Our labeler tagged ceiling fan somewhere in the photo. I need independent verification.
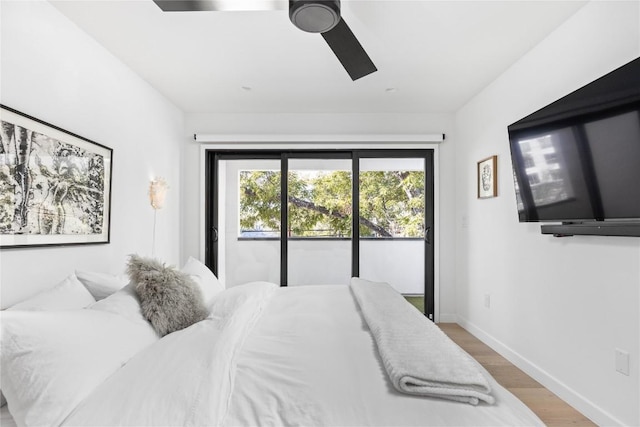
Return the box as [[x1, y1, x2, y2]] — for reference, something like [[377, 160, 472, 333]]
[[152, 0, 377, 81]]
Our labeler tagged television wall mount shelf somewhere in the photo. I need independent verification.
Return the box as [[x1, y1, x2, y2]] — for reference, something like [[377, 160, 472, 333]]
[[541, 222, 640, 237]]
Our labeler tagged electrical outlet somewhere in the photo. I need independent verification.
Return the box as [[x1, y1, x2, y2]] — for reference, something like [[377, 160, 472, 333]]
[[483, 294, 491, 309], [615, 348, 630, 376]]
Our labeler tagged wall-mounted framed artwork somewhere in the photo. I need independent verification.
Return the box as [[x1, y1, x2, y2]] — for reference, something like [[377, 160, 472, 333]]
[[0, 105, 113, 248], [477, 155, 497, 199]]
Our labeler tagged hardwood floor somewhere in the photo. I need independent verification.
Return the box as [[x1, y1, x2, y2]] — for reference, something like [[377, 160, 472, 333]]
[[438, 323, 596, 427]]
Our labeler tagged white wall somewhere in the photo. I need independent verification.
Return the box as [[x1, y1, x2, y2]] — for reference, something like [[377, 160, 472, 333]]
[[0, 0, 184, 308], [454, 1, 640, 425], [182, 112, 458, 319]]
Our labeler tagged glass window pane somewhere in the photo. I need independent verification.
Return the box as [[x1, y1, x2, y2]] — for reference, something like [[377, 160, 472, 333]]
[[220, 159, 281, 287], [359, 158, 425, 296], [287, 159, 352, 238], [238, 170, 281, 238], [359, 158, 425, 238], [288, 158, 352, 285]]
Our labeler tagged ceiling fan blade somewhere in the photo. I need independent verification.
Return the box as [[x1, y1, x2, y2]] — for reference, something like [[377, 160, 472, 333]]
[[152, 0, 286, 12], [321, 18, 377, 81]]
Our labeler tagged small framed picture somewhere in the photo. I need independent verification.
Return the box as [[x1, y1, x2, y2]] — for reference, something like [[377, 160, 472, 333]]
[[477, 155, 497, 199]]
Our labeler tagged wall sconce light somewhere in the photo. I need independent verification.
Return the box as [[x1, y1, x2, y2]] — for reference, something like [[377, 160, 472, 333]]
[[149, 178, 169, 210], [149, 177, 168, 257]]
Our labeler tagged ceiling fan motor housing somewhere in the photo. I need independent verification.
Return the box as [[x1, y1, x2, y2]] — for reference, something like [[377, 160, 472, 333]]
[[289, 0, 341, 33]]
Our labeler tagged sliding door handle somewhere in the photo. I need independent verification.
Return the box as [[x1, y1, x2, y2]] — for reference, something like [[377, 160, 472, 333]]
[[212, 227, 219, 242], [424, 226, 431, 244]]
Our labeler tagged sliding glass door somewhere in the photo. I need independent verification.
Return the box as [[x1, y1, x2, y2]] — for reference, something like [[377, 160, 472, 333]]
[[206, 150, 434, 318]]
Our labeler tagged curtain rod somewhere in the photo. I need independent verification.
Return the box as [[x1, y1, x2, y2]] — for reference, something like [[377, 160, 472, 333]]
[[193, 134, 445, 143]]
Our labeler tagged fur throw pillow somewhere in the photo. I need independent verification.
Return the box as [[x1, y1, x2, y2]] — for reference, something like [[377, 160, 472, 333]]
[[127, 255, 208, 337]]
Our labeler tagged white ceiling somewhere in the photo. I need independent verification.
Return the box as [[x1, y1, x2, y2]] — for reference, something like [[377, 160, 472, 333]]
[[50, 0, 587, 115]]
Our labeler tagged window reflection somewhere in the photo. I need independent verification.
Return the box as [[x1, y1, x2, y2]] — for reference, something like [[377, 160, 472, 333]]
[[517, 134, 574, 207]]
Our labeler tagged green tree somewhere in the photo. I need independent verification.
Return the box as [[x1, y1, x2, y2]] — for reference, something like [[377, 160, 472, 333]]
[[359, 171, 424, 237], [239, 170, 424, 238], [239, 171, 282, 233]]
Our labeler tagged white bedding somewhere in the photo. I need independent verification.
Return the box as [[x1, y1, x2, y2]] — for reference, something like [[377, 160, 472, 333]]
[[1, 405, 17, 427], [63, 281, 276, 426], [2, 283, 543, 427], [225, 285, 541, 426]]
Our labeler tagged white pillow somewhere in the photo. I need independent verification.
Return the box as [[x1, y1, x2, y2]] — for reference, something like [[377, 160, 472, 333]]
[[181, 257, 224, 306], [75, 270, 128, 300], [0, 309, 158, 427], [2, 274, 95, 408], [90, 283, 156, 330], [7, 274, 95, 311]]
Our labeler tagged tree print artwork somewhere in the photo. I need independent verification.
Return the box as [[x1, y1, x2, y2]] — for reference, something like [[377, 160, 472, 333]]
[[0, 106, 112, 248]]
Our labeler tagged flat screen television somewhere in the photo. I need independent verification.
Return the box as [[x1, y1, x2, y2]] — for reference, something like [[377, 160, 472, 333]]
[[507, 56, 640, 236]]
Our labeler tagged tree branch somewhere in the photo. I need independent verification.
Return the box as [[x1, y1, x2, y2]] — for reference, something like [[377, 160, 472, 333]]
[[289, 196, 392, 237]]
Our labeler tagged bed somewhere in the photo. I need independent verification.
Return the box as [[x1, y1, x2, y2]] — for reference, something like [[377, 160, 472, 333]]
[[0, 257, 543, 427]]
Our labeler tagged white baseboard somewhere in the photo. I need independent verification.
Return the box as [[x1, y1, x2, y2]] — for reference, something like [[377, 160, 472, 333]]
[[455, 315, 624, 427]]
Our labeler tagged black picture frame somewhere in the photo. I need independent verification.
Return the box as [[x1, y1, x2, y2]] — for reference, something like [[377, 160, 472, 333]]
[[0, 105, 113, 248]]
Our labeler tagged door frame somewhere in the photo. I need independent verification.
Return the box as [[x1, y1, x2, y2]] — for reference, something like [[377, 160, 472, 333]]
[[205, 148, 435, 319]]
